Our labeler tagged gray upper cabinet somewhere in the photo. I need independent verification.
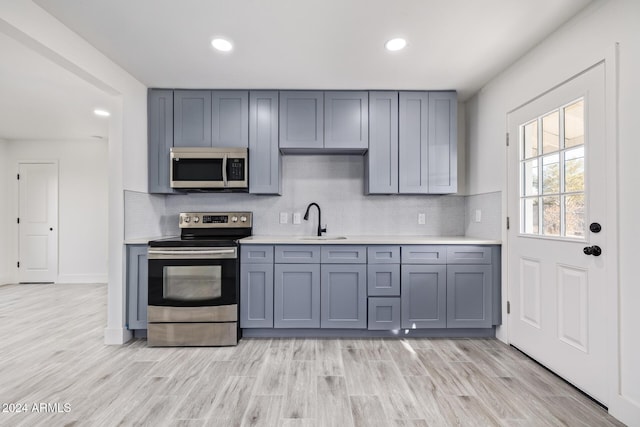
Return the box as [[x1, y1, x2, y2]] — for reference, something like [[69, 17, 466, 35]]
[[212, 91, 249, 148], [399, 91, 429, 194], [401, 264, 447, 328], [321, 264, 367, 328], [274, 264, 321, 328], [173, 90, 212, 147], [324, 91, 368, 151], [366, 91, 399, 194], [447, 265, 492, 328], [279, 91, 324, 150], [249, 91, 281, 194], [127, 245, 148, 330], [428, 91, 457, 193], [148, 89, 175, 194]]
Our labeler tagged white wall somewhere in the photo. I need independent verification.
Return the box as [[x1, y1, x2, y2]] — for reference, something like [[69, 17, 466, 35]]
[[1, 140, 109, 284], [465, 0, 640, 423], [1, 2, 147, 344], [0, 139, 8, 285]]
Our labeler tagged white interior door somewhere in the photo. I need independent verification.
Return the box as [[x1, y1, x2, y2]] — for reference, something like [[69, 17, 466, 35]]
[[507, 63, 610, 404], [18, 162, 59, 283]]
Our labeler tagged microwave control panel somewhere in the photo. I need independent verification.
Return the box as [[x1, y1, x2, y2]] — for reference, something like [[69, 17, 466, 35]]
[[228, 158, 245, 181]]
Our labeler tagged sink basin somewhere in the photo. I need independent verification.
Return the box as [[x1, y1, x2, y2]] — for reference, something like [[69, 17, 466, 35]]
[[298, 236, 347, 241]]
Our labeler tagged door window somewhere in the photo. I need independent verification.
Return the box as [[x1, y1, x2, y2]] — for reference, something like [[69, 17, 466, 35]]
[[520, 99, 585, 239]]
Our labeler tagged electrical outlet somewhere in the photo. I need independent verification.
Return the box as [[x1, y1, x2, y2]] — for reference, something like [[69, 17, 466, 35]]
[[293, 212, 301, 225], [475, 209, 482, 223], [418, 213, 426, 225], [279, 212, 288, 224]]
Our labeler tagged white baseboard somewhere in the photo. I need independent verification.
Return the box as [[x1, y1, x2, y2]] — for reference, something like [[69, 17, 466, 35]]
[[57, 274, 108, 284], [104, 327, 133, 345]]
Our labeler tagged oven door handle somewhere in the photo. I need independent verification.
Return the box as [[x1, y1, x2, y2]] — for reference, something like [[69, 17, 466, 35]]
[[148, 248, 237, 259]]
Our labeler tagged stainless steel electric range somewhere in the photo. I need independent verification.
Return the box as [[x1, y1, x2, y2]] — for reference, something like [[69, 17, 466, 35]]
[[147, 212, 252, 347]]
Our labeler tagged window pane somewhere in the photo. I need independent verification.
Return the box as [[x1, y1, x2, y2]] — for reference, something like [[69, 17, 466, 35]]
[[565, 100, 584, 148], [523, 121, 538, 159], [543, 196, 560, 236], [565, 194, 585, 238], [542, 110, 560, 154], [565, 147, 585, 192], [523, 197, 539, 234], [523, 159, 539, 196], [542, 154, 560, 194]]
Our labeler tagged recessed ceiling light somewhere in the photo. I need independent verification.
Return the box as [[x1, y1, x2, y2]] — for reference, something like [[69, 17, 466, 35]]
[[385, 38, 407, 52], [93, 109, 110, 117], [211, 38, 233, 52]]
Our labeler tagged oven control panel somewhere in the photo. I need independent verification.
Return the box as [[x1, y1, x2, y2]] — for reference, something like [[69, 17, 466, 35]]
[[179, 212, 252, 228]]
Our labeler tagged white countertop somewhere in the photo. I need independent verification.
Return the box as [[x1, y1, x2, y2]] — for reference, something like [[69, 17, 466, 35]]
[[240, 235, 501, 245]]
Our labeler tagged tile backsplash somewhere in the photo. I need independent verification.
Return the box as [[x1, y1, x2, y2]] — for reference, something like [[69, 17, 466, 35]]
[[125, 156, 493, 239]]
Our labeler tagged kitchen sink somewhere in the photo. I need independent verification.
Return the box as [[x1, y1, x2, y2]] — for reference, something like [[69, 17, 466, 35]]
[[298, 236, 347, 241]]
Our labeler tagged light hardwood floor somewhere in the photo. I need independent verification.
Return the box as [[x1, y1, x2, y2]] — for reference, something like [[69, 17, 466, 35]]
[[0, 283, 625, 426]]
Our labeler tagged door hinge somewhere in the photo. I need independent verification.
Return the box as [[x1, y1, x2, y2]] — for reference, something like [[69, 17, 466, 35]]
[[17, 261, 20, 268], [506, 217, 510, 230], [507, 301, 511, 314], [506, 133, 510, 147]]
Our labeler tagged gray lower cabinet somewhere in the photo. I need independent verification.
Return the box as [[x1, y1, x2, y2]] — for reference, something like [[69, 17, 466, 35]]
[[321, 264, 367, 329], [368, 297, 401, 330], [240, 263, 274, 328], [367, 264, 400, 296], [126, 244, 148, 330], [148, 89, 175, 194], [366, 91, 399, 194], [249, 91, 281, 194], [173, 90, 212, 147], [401, 264, 447, 328], [447, 265, 492, 328], [274, 264, 321, 328]]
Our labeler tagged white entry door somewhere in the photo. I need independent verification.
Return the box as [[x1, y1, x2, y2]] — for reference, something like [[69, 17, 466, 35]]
[[18, 162, 59, 283], [507, 63, 610, 404]]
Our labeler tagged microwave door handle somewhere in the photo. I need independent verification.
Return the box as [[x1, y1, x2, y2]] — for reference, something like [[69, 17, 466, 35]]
[[222, 154, 228, 187]]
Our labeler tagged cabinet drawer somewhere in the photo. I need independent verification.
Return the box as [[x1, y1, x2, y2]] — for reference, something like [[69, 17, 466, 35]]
[[446, 246, 492, 264], [367, 264, 400, 296], [321, 246, 366, 264], [241, 245, 274, 264], [367, 246, 400, 264], [368, 297, 401, 330], [401, 245, 447, 264], [275, 245, 321, 263]]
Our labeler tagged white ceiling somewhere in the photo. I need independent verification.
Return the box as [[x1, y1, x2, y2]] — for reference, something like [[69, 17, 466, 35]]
[[1, 0, 594, 141]]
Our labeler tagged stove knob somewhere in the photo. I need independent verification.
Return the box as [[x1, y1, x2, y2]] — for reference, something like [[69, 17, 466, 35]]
[[183, 216, 191, 223], [240, 216, 247, 223], [193, 216, 200, 223], [231, 216, 238, 223]]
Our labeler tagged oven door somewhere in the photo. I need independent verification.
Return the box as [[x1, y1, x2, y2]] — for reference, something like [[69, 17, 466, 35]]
[[147, 246, 238, 307]]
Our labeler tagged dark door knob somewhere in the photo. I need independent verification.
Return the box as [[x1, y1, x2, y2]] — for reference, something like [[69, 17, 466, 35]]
[[583, 245, 602, 256], [590, 223, 602, 233], [49, 227, 53, 231]]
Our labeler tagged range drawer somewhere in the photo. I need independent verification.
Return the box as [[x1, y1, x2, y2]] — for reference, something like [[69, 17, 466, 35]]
[[367, 246, 400, 264], [241, 245, 274, 264], [321, 246, 367, 264], [401, 245, 447, 264], [275, 245, 321, 263], [446, 246, 492, 264]]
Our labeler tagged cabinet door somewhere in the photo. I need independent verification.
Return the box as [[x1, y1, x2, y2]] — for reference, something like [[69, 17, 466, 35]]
[[321, 264, 367, 329], [428, 91, 457, 194], [324, 91, 368, 150], [127, 245, 148, 329], [401, 265, 446, 328], [240, 263, 274, 328], [212, 90, 249, 148], [279, 91, 323, 150], [447, 265, 492, 328], [366, 91, 399, 194], [174, 90, 212, 147], [147, 89, 175, 194], [399, 92, 429, 194], [274, 264, 320, 328], [249, 91, 281, 194], [368, 297, 401, 330], [367, 264, 400, 296]]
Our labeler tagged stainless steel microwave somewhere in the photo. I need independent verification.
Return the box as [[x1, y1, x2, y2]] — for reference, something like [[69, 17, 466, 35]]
[[170, 147, 248, 190]]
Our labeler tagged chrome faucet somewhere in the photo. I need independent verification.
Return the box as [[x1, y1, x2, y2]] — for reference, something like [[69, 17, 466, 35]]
[[304, 202, 326, 237]]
